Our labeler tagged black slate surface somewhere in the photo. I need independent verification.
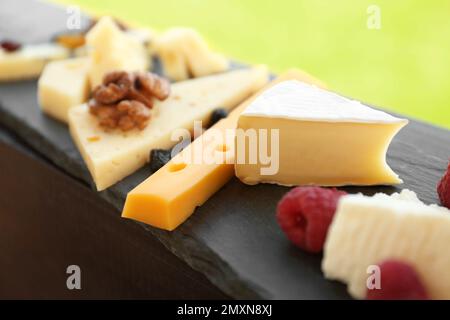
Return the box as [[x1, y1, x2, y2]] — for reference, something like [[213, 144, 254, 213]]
[[1, 0, 450, 299]]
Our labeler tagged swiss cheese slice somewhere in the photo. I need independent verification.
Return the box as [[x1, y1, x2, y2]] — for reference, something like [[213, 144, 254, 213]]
[[0, 43, 69, 81], [38, 57, 90, 123], [122, 69, 326, 231], [69, 66, 268, 191], [322, 190, 450, 299], [235, 80, 408, 186]]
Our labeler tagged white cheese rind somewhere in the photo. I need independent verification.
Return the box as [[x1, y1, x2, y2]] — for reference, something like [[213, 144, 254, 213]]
[[322, 190, 450, 299], [242, 80, 406, 124], [69, 66, 268, 190]]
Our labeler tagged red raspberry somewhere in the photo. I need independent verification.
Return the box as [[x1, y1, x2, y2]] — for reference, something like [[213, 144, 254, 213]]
[[276, 186, 347, 253], [366, 260, 429, 300], [437, 160, 450, 209]]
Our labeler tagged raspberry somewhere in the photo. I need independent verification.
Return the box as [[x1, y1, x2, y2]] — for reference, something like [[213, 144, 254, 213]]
[[437, 160, 450, 209], [276, 186, 347, 253], [366, 260, 429, 300]]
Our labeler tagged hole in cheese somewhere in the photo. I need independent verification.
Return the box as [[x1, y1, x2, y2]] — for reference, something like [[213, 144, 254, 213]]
[[168, 162, 187, 172]]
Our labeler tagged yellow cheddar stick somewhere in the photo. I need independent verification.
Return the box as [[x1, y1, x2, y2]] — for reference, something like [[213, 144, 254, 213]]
[[122, 69, 327, 231]]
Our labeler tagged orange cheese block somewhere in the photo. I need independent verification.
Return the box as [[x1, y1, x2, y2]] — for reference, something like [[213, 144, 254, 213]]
[[122, 69, 327, 231]]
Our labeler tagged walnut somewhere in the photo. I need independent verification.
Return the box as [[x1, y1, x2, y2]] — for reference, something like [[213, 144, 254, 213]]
[[88, 71, 170, 131], [135, 72, 171, 101], [92, 71, 133, 104]]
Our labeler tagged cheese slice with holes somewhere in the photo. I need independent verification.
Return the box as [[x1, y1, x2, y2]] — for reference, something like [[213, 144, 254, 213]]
[[122, 69, 326, 231], [235, 80, 408, 186], [0, 43, 69, 81], [322, 190, 450, 299], [69, 66, 268, 190], [38, 57, 90, 123]]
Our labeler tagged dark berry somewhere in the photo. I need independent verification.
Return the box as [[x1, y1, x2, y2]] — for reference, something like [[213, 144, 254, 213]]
[[149, 149, 172, 172], [209, 108, 228, 127], [276, 186, 347, 253], [1, 40, 21, 52], [437, 159, 450, 209], [366, 260, 429, 300]]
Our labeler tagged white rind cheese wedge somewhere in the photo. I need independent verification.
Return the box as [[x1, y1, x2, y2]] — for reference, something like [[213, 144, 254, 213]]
[[322, 190, 450, 299], [154, 27, 228, 81], [235, 80, 408, 186], [69, 66, 268, 190], [38, 57, 90, 123], [0, 44, 69, 81], [86, 16, 149, 88]]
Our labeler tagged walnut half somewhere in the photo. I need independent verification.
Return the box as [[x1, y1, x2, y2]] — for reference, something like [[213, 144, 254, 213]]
[[89, 71, 170, 131]]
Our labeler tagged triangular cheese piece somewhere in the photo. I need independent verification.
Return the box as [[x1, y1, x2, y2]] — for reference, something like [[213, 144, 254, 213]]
[[69, 66, 268, 190], [235, 80, 408, 186]]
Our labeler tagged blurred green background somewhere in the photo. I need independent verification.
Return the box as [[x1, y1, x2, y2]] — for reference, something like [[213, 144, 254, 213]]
[[57, 0, 450, 128]]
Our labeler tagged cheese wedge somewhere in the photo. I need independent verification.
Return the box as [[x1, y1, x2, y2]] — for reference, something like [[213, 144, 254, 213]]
[[86, 16, 149, 88], [0, 43, 69, 81], [69, 66, 269, 191], [322, 190, 450, 299], [122, 69, 326, 231], [235, 80, 408, 186], [153, 28, 228, 81], [38, 57, 90, 123]]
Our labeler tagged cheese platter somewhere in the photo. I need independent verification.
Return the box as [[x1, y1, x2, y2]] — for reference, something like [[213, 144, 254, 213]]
[[0, 0, 449, 299]]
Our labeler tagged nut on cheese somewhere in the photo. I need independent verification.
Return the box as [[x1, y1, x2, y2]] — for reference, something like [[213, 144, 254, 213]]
[[86, 16, 149, 88], [38, 57, 90, 123], [122, 69, 326, 231], [153, 27, 228, 81], [0, 43, 69, 81], [69, 66, 268, 191], [322, 190, 450, 299], [235, 81, 408, 186]]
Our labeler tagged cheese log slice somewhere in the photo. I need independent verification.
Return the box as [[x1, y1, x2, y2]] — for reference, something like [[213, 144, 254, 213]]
[[122, 69, 326, 231], [69, 66, 268, 191], [86, 16, 149, 88], [0, 44, 69, 81], [38, 57, 90, 123], [322, 190, 450, 299], [235, 80, 408, 186]]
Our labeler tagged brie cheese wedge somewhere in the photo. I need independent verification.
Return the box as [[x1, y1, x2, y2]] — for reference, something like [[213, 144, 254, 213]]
[[235, 80, 408, 186]]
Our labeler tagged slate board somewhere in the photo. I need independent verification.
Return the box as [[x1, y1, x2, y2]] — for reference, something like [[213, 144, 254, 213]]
[[1, 0, 449, 299]]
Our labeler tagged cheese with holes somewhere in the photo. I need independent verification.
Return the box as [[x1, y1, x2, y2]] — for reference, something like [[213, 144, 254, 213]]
[[153, 28, 228, 81], [235, 80, 408, 186], [0, 43, 69, 81], [322, 190, 450, 299], [122, 69, 326, 231], [86, 16, 149, 88], [69, 66, 268, 191], [38, 57, 90, 123]]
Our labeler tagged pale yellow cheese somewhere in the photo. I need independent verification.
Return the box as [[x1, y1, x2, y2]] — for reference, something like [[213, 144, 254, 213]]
[[86, 16, 149, 88], [69, 66, 268, 191], [153, 27, 228, 81], [122, 69, 326, 231], [38, 57, 90, 123], [322, 190, 450, 299], [235, 81, 408, 186], [0, 44, 69, 81]]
